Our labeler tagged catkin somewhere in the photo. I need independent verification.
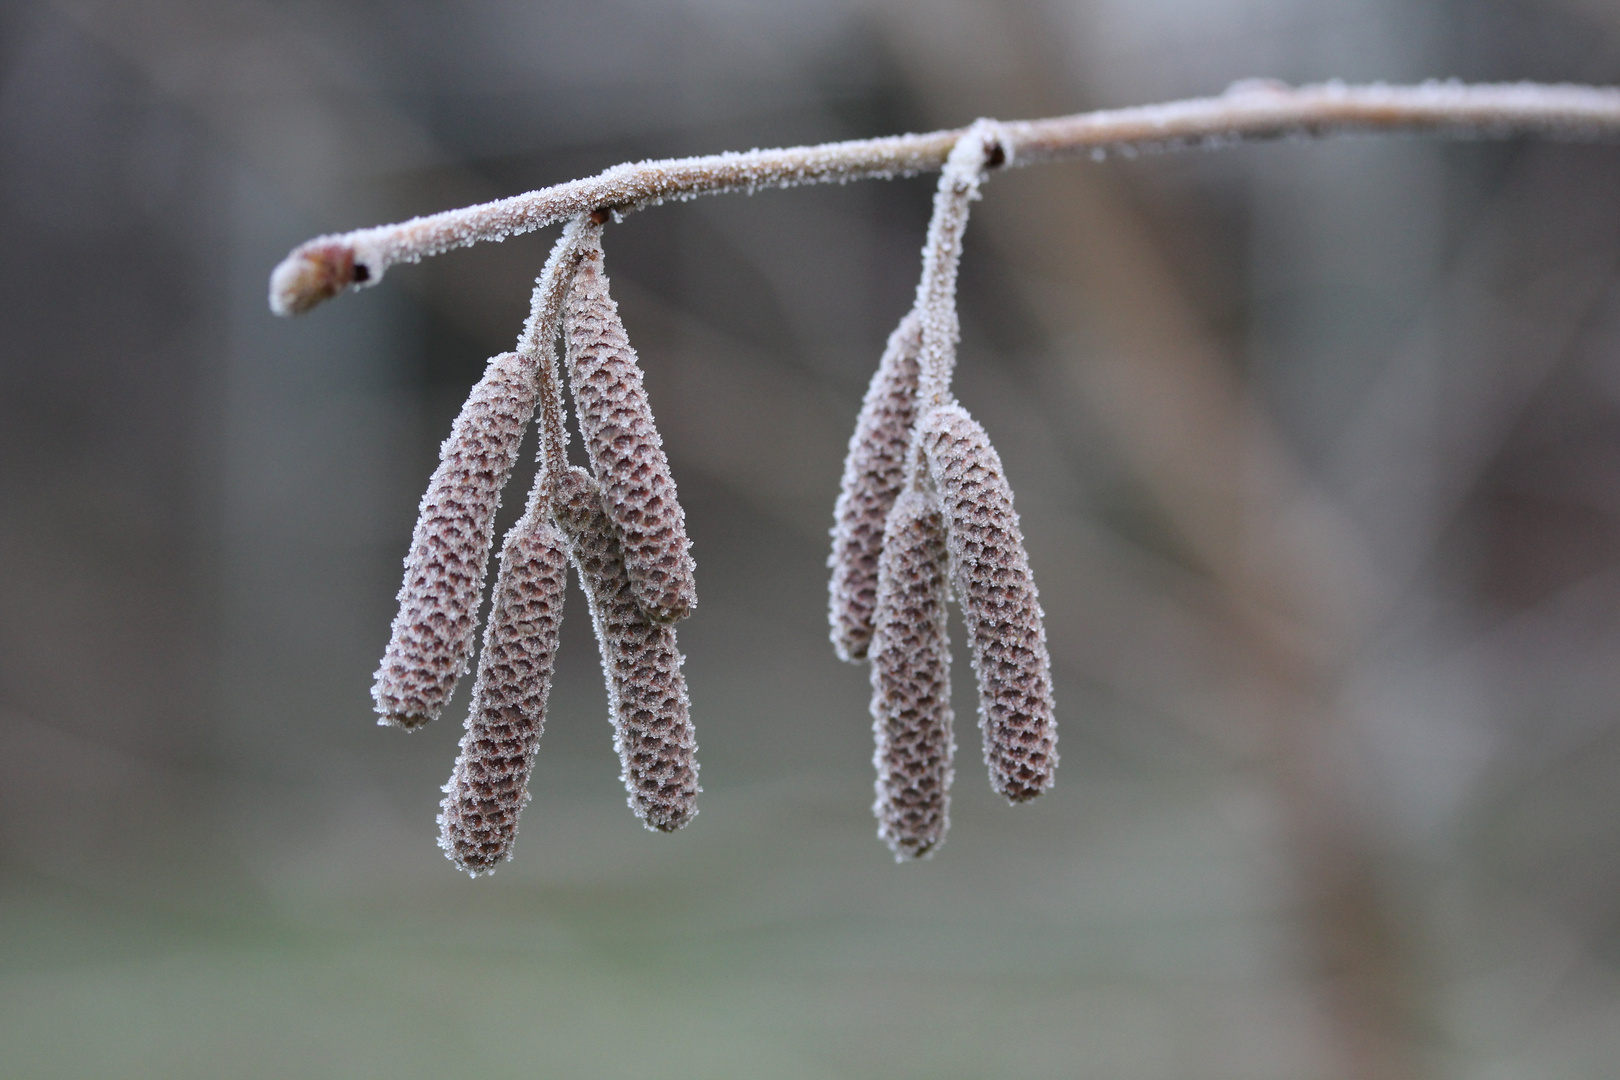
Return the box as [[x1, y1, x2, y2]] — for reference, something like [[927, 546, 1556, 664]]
[[869, 489, 955, 859], [565, 224, 697, 624], [829, 311, 923, 662], [552, 466, 699, 831], [437, 518, 570, 874], [920, 404, 1057, 802], [373, 351, 538, 729]]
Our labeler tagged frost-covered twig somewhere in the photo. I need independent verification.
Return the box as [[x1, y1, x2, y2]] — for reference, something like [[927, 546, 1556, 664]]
[[269, 80, 1620, 315]]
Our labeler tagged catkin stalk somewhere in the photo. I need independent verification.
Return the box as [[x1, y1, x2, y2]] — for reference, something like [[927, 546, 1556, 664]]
[[912, 121, 1004, 414], [869, 490, 955, 859], [829, 310, 923, 662], [372, 350, 538, 729], [920, 404, 1057, 802], [552, 466, 699, 830], [565, 223, 697, 624]]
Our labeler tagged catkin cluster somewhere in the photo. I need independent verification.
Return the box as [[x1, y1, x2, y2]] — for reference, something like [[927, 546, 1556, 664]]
[[375, 125, 1052, 871], [377, 217, 700, 875], [830, 121, 1057, 858], [275, 84, 1620, 874]]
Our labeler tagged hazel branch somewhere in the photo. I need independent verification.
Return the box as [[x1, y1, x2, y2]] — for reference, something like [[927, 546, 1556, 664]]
[[269, 80, 1620, 316]]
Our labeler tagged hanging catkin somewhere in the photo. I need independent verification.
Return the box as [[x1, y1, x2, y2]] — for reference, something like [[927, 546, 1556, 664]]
[[435, 223, 588, 873], [553, 465, 699, 831], [920, 404, 1056, 802], [437, 519, 570, 873], [565, 223, 697, 625], [829, 311, 923, 663], [869, 489, 955, 859], [372, 350, 538, 729]]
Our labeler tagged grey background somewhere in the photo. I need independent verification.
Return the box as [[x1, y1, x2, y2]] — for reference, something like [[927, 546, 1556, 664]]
[[3, 1, 1620, 1077]]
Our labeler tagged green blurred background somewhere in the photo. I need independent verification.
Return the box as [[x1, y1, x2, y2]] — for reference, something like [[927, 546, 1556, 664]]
[[4, 1, 1620, 1077]]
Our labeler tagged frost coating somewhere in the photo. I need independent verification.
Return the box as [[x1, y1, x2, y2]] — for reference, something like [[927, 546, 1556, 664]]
[[829, 311, 923, 662], [869, 490, 955, 859], [553, 466, 699, 831], [373, 351, 538, 729], [521, 217, 592, 474], [565, 224, 697, 624], [438, 519, 569, 874], [920, 404, 1057, 802], [913, 121, 1002, 412]]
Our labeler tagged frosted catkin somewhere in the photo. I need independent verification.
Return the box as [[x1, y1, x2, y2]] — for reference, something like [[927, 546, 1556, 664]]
[[869, 489, 955, 859], [920, 405, 1057, 802], [829, 310, 923, 662], [552, 466, 699, 831], [438, 519, 570, 874], [373, 351, 538, 729], [565, 224, 697, 624]]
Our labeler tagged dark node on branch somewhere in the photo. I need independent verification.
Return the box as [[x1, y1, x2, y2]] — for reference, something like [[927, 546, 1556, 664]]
[[588, 208, 612, 225], [352, 262, 371, 283], [985, 141, 1006, 168]]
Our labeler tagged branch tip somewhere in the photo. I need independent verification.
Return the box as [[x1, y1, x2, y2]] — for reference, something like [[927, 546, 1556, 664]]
[[269, 241, 361, 316]]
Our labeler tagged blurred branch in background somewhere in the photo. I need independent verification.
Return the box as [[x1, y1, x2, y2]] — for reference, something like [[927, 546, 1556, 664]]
[[3, 1, 1620, 1079]]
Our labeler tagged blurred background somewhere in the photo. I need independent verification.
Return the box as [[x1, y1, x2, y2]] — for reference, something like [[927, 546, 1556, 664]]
[[4, 0, 1620, 1077]]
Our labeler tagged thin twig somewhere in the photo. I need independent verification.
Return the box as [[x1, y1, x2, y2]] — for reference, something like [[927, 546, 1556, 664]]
[[269, 80, 1620, 316], [519, 216, 589, 492]]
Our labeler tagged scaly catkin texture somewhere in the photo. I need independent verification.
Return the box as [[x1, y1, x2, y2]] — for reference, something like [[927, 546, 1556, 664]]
[[920, 404, 1057, 802], [438, 519, 569, 874], [869, 489, 955, 859], [565, 225, 696, 624], [553, 466, 699, 831], [829, 311, 923, 663], [373, 351, 538, 729]]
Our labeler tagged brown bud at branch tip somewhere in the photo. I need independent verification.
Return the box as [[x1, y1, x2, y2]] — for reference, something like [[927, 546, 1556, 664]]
[[268, 242, 361, 316]]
